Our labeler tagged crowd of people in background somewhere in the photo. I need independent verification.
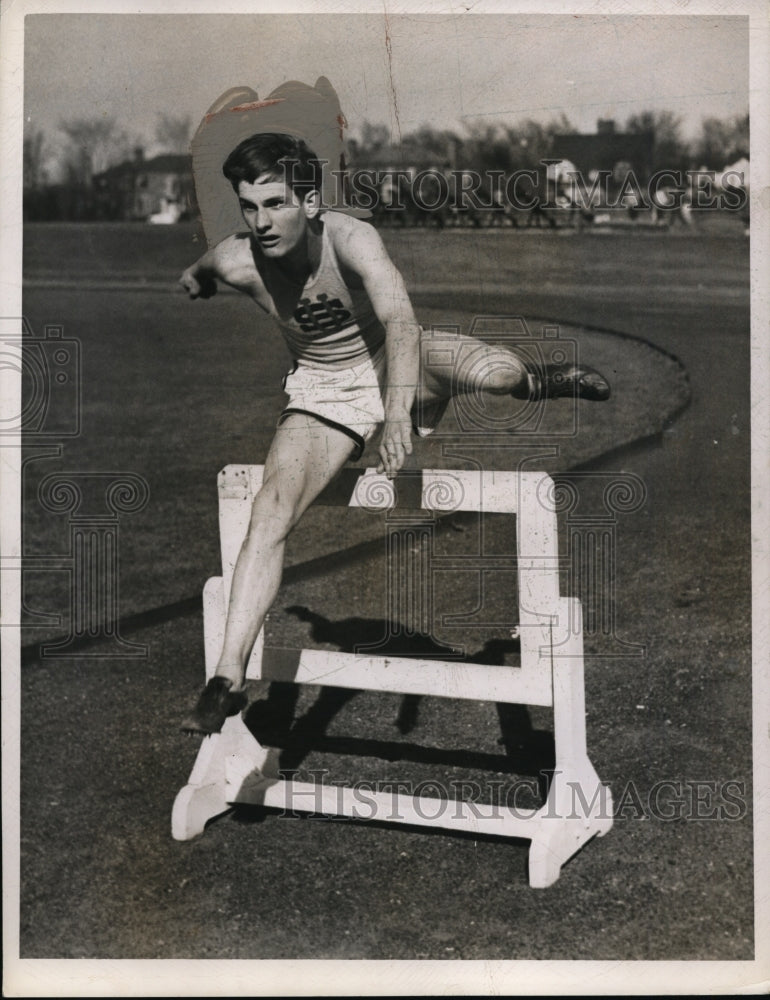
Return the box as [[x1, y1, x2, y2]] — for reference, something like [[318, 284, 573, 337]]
[[362, 162, 749, 233]]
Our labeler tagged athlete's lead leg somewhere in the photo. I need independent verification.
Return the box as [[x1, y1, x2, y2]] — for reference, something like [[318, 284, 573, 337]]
[[182, 414, 357, 734], [416, 330, 610, 413]]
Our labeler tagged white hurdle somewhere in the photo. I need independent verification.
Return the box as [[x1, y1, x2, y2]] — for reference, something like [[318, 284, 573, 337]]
[[172, 465, 613, 888]]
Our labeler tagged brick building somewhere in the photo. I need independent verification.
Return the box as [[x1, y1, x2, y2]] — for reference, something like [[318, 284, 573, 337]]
[[551, 119, 654, 180]]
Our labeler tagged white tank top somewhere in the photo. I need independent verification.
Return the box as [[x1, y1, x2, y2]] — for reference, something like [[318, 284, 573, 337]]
[[268, 220, 386, 367]]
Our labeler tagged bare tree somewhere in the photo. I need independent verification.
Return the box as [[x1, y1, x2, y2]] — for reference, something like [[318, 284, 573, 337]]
[[155, 112, 191, 154], [625, 110, 689, 173], [360, 121, 390, 154], [59, 116, 130, 185], [352, 114, 578, 174], [23, 129, 47, 190], [693, 113, 749, 168], [501, 119, 562, 171], [462, 123, 505, 171]]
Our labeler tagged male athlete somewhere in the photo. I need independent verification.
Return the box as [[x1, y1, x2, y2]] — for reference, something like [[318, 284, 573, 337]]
[[180, 132, 610, 734]]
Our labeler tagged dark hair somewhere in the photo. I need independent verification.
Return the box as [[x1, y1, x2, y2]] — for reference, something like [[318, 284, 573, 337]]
[[222, 133, 321, 198]]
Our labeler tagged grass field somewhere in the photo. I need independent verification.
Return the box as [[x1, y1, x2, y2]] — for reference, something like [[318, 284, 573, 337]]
[[13, 213, 754, 965]]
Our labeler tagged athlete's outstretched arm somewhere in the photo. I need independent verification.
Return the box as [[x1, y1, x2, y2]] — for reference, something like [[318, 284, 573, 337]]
[[179, 234, 256, 299], [335, 222, 420, 478], [179, 246, 221, 299]]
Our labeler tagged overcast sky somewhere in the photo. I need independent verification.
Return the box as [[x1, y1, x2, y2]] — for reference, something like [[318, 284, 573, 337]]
[[23, 11, 748, 173]]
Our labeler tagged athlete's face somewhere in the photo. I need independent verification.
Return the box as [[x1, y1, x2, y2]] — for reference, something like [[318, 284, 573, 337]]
[[237, 177, 319, 258]]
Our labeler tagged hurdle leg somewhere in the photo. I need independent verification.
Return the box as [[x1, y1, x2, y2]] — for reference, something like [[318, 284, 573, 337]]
[[173, 574, 277, 839], [527, 764, 614, 888], [527, 598, 613, 887], [172, 728, 231, 840], [172, 712, 278, 840], [201, 576, 225, 679], [173, 576, 226, 839]]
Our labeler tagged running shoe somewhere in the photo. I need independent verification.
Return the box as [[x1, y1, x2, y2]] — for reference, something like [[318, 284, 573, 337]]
[[181, 677, 248, 735], [529, 363, 611, 401]]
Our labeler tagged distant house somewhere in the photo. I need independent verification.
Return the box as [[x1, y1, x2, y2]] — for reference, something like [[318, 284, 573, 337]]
[[93, 149, 195, 221], [551, 119, 654, 180]]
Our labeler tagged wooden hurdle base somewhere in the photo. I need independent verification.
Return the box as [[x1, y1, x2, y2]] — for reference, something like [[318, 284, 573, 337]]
[[172, 466, 613, 888]]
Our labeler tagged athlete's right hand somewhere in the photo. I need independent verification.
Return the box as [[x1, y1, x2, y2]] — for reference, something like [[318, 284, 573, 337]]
[[377, 414, 413, 480], [179, 267, 218, 299]]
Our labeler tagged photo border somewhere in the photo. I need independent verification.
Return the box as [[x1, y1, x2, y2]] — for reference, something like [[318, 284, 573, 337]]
[[1, 1, 767, 995]]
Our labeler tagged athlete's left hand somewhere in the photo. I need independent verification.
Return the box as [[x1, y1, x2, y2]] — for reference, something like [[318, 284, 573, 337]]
[[377, 416, 413, 479]]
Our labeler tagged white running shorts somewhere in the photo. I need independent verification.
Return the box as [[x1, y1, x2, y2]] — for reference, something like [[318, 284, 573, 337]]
[[278, 344, 446, 460]]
